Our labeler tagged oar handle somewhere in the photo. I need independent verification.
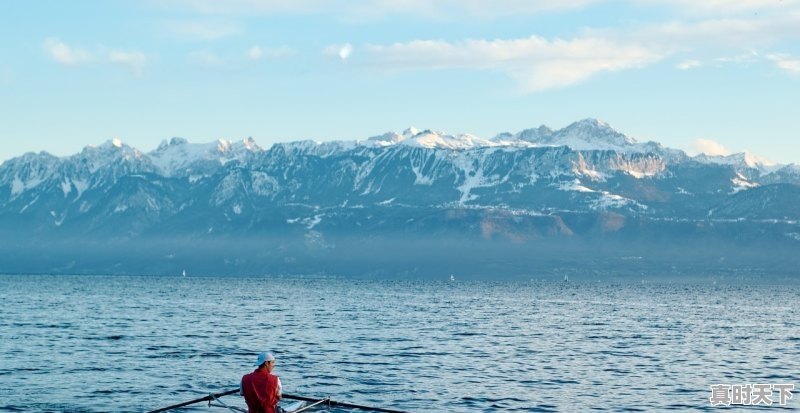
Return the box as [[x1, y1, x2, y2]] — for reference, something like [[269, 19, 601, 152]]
[[147, 388, 240, 413]]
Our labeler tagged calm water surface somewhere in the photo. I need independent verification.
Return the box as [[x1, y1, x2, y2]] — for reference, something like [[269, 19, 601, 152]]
[[1, 275, 798, 412]]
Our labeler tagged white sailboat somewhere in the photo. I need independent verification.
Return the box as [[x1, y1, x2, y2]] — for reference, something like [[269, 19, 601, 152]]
[[450, 274, 455, 282], [182, 269, 187, 277]]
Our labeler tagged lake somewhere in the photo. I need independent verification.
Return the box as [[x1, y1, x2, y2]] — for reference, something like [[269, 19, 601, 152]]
[[1, 275, 798, 412]]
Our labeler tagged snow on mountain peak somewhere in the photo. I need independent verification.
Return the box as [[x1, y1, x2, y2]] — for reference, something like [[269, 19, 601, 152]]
[[157, 137, 189, 151], [553, 118, 638, 148], [84, 139, 141, 157], [357, 120, 645, 151], [516, 125, 555, 142], [490, 119, 643, 152], [744, 151, 776, 169], [402, 127, 421, 138], [365, 127, 501, 150], [72, 139, 147, 174], [216, 139, 232, 153], [148, 138, 258, 177], [242, 137, 261, 151], [367, 132, 404, 147], [693, 151, 778, 172]]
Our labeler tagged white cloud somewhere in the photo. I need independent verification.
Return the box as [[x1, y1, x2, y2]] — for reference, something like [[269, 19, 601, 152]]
[[345, 0, 600, 18], [366, 36, 662, 91], [160, 0, 800, 21], [338, 43, 353, 60], [676, 60, 701, 70], [325, 43, 354, 61], [630, 14, 800, 53], [165, 20, 243, 40], [692, 138, 730, 156], [162, 0, 598, 18], [309, 8, 800, 92], [248, 45, 295, 60], [43, 38, 92, 65], [636, 0, 800, 15], [159, 1, 800, 90], [109, 50, 147, 75], [768, 54, 800, 75], [713, 51, 759, 64], [162, 0, 320, 14], [675, 52, 759, 70], [248, 46, 264, 60]]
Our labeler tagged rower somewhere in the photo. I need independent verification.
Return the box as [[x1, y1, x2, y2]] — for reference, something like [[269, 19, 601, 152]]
[[241, 352, 283, 413]]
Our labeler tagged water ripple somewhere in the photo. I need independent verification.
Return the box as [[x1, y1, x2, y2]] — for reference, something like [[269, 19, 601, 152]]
[[1, 275, 799, 412]]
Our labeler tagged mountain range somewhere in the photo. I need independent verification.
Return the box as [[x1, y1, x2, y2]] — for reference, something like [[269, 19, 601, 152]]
[[2, 119, 798, 278]]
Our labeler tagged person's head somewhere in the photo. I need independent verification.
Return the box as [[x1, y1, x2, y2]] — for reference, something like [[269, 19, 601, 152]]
[[256, 352, 275, 371]]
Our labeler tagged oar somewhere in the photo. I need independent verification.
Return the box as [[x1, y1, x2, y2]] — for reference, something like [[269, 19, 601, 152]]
[[283, 393, 411, 413], [290, 397, 329, 413], [146, 388, 239, 413]]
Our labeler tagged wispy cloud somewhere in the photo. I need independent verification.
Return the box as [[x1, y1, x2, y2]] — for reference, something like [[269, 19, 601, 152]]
[[675, 52, 759, 70], [636, 0, 800, 15], [248, 46, 264, 60], [165, 20, 243, 40], [161, 0, 800, 21], [344, 0, 601, 19], [248, 45, 296, 60], [713, 51, 759, 64], [43, 38, 92, 65], [768, 54, 800, 75], [630, 14, 800, 53], [324, 43, 354, 61], [676, 60, 701, 70], [692, 138, 730, 156], [365, 36, 662, 91], [158, 0, 800, 90], [162, 0, 598, 18], [109, 50, 148, 75], [329, 9, 800, 91]]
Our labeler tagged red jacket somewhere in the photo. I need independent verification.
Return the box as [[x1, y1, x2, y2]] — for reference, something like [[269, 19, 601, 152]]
[[241, 369, 280, 413]]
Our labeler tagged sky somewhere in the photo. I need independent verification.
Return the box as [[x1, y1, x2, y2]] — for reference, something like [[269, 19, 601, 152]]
[[1, 0, 799, 164]]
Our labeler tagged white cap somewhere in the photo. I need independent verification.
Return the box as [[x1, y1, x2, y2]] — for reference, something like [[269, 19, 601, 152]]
[[256, 352, 275, 366]]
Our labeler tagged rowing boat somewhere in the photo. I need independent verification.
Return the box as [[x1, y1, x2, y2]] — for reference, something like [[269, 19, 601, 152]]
[[148, 389, 409, 413]]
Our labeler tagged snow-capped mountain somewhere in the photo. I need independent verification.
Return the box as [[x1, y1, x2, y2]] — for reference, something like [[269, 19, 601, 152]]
[[365, 127, 499, 150], [363, 119, 660, 152], [149, 137, 261, 177], [494, 119, 638, 150], [1, 119, 797, 277]]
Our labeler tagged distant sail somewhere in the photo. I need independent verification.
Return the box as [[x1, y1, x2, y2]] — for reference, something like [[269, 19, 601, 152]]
[[450, 274, 455, 281]]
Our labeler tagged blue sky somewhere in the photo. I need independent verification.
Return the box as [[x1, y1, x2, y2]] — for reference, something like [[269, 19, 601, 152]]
[[1, 0, 799, 163]]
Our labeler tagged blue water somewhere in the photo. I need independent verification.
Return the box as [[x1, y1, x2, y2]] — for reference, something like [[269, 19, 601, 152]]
[[1, 275, 799, 412]]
